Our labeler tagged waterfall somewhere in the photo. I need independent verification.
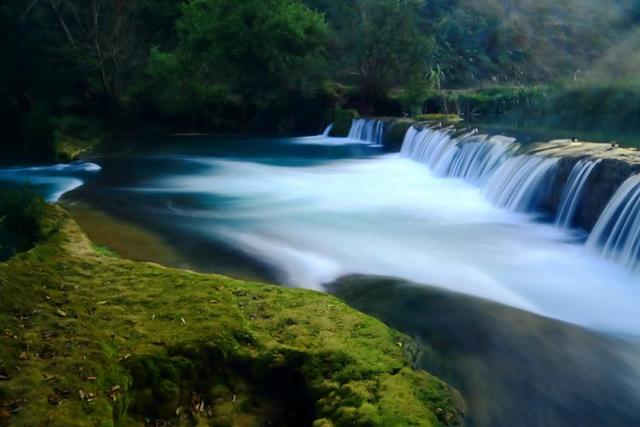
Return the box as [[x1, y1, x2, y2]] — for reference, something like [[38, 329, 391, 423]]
[[555, 159, 601, 228], [483, 156, 559, 212], [348, 119, 385, 145], [400, 125, 516, 184], [401, 124, 560, 213], [322, 123, 334, 137], [586, 175, 640, 270], [448, 135, 516, 185]]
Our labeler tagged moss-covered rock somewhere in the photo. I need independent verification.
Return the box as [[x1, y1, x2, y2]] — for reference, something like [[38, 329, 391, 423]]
[[414, 114, 462, 124], [53, 132, 100, 163], [330, 108, 359, 137], [0, 206, 463, 426], [381, 118, 417, 149]]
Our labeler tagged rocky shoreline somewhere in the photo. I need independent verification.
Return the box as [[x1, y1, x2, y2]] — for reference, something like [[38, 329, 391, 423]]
[[529, 141, 640, 231]]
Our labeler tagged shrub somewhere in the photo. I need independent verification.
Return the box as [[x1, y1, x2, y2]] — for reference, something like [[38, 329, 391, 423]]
[[0, 186, 46, 261]]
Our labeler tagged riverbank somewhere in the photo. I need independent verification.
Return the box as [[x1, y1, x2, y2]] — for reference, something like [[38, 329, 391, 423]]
[[329, 276, 640, 427], [0, 205, 463, 426], [56, 188, 640, 426]]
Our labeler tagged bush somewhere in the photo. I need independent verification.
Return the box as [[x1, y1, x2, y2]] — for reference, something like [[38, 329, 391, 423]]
[[20, 107, 56, 160], [0, 187, 46, 261]]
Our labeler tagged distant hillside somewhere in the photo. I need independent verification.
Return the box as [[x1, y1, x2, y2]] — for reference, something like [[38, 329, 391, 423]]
[[307, 0, 639, 87]]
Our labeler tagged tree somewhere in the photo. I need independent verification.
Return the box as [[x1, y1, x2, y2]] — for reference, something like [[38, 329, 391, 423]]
[[45, 0, 141, 107], [356, 0, 432, 101], [307, 0, 433, 112], [142, 0, 328, 123]]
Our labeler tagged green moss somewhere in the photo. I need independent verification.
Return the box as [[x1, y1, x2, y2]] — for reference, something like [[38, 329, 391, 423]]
[[330, 108, 359, 137], [384, 118, 417, 148], [90, 243, 119, 258], [53, 132, 100, 163], [414, 114, 462, 123], [0, 206, 463, 426]]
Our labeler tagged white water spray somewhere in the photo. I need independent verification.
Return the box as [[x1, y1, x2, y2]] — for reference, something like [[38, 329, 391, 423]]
[[401, 125, 557, 213], [556, 159, 601, 228], [587, 174, 640, 270], [348, 119, 385, 145], [483, 156, 559, 213]]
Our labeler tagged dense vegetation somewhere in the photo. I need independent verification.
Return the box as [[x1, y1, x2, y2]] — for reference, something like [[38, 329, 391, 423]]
[[0, 188, 46, 261], [2, 0, 640, 161]]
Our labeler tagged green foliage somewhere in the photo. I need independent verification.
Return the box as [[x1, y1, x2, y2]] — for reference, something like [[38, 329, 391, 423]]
[[423, 0, 631, 87], [414, 114, 462, 123], [423, 86, 550, 119], [308, 0, 433, 110], [400, 72, 435, 115], [0, 186, 45, 261], [137, 0, 328, 126], [3, 0, 640, 156]]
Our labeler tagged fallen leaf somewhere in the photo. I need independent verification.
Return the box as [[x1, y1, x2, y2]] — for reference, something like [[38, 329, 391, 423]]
[[48, 394, 63, 405]]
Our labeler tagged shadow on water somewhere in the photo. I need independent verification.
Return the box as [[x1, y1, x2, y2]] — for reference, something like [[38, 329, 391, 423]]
[[328, 275, 640, 427]]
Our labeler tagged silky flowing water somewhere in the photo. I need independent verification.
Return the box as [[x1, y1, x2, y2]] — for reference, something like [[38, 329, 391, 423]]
[[2, 130, 640, 426]]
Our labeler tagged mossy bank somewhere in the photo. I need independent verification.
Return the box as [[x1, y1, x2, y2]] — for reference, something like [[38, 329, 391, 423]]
[[0, 206, 462, 426]]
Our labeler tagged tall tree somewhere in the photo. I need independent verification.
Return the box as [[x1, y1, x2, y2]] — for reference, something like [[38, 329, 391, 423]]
[[45, 0, 141, 107], [306, 0, 433, 112], [143, 0, 328, 123]]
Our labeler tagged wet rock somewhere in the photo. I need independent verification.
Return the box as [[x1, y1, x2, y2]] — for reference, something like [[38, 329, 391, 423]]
[[534, 141, 640, 231]]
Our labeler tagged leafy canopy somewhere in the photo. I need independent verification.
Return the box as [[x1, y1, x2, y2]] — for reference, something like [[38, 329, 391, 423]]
[[145, 0, 328, 118]]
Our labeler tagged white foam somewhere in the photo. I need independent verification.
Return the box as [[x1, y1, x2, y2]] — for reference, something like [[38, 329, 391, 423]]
[[135, 154, 640, 335]]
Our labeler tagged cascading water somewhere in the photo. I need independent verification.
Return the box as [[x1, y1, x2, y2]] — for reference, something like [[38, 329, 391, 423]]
[[322, 123, 334, 137], [401, 125, 557, 213], [400, 126, 516, 184], [483, 156, 559, 212], [587, 174, 640, 270], [555, 159, 601, 229], [348, 119, 385, 145], [448, 134, 516, 185], [0, 162, 102, 202]]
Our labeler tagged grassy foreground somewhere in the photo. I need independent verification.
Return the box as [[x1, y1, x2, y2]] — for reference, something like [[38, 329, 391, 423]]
[[0, 206, 463, 426]]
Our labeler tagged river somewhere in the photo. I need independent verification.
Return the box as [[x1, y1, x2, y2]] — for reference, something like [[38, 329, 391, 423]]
[[1, 128, 640, 426]]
